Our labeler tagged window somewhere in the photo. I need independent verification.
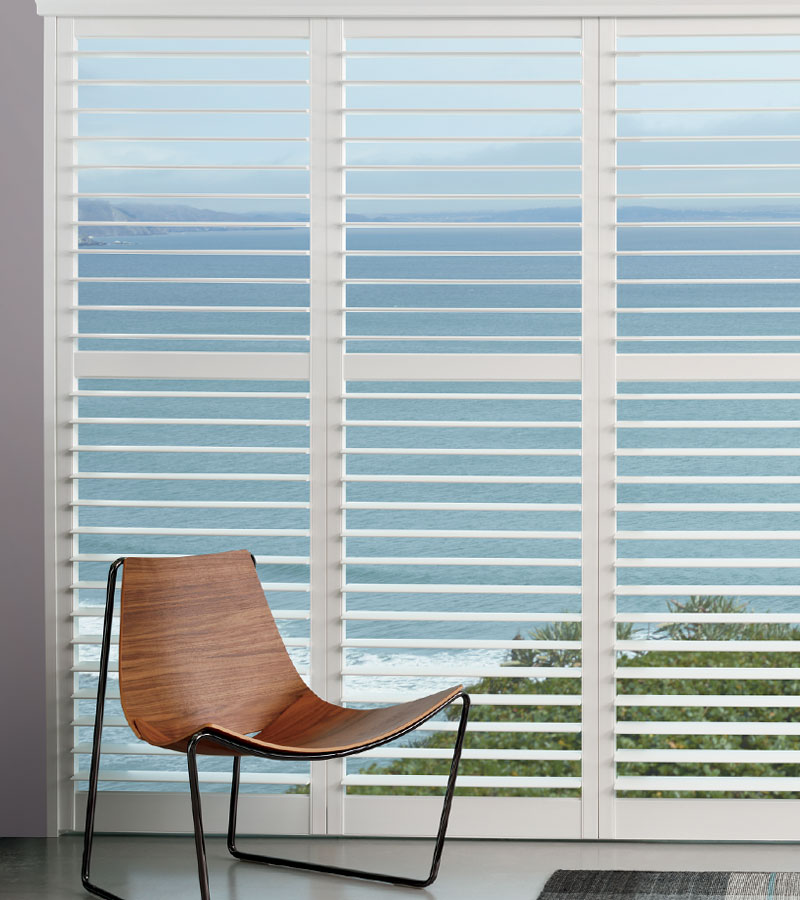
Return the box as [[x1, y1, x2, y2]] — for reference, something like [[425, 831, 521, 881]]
[[40, 7, 800, 841]]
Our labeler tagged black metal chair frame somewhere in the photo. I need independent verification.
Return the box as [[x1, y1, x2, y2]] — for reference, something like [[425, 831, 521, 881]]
[[81, 557, 471, 899]]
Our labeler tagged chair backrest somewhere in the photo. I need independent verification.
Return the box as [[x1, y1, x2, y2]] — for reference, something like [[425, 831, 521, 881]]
[[118, 549, 308, 748]]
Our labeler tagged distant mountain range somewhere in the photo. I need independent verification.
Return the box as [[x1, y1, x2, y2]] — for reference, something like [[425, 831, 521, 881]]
[[77, 199, 800, 239], [78, 200, 292, 236]]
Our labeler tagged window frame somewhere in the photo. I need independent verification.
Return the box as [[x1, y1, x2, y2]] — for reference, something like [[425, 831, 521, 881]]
[[40, 5, 800, 842]]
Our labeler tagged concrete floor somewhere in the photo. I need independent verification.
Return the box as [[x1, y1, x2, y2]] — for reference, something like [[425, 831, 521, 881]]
[[3, 836, 800, 900]]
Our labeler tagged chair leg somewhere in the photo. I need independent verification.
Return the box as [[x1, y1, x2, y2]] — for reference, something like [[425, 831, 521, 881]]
[[425, 692, 471, 887], [81, 741, 127, 900], [82, 559, 127, 900], [82, 739, 212, 900], [187, 737, 212, 900], [226, 755, 242, 857], [227, 693, 471, 889]]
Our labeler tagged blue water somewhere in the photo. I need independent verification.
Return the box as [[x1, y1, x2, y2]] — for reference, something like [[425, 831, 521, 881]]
[[74, 224, 800, 791]]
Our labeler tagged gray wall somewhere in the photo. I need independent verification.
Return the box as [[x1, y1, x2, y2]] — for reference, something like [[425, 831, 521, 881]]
[[0, 0, 46, 837]]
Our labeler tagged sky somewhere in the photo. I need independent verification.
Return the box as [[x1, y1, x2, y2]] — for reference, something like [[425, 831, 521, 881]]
[[73, 33, 800, 215]]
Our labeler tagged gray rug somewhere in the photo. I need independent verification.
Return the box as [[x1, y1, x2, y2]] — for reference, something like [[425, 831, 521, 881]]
[[538, 871, 800, 900]]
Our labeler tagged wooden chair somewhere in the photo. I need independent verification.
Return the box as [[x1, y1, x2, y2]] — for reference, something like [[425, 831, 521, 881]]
[[82, 549, 470, 899]]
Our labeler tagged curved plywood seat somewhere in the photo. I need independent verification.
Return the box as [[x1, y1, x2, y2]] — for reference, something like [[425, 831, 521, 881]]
[[119, 549, 462, 756], [134, 685, 463, 757]]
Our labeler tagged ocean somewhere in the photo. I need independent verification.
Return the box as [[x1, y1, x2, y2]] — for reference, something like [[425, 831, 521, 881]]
[[74, 224, 800, 791]]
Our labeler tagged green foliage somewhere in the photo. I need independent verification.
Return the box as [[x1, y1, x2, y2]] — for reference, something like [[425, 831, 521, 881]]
[[341, 599, 800, 800], [653, 595, 797, 642], [506, 618, 582, 669], [615, 597, 800, 799]]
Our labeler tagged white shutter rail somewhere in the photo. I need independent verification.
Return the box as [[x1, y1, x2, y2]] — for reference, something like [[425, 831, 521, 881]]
[[612, 17, 800, 842]]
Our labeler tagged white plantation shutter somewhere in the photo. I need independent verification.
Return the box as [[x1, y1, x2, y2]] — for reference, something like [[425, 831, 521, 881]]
[[612, 18, 800, 841], [42, 5, 800, 842], [56, 14, 591, 838], [338, 18, 587, 837], [58, 17, 316, 833]]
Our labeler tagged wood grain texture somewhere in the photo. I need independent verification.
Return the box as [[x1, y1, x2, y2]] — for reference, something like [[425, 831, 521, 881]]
[[118, 549, 463, 757]]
